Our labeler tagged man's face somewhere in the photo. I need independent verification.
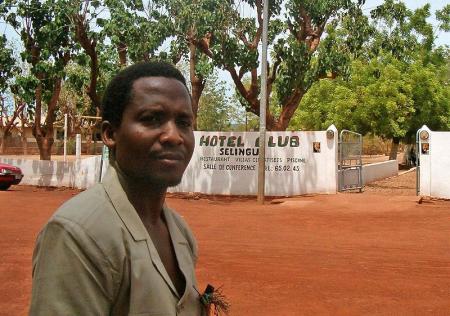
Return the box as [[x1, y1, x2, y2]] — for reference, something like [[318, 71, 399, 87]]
[[109, 76, 194, 188]]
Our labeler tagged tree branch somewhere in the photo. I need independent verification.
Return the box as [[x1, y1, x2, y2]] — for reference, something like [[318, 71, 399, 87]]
[[251, 0, 264, 48], [226, 65, 259, 113], [72, 12, 101, 109]]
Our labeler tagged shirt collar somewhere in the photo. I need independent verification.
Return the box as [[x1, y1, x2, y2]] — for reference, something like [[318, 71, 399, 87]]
[[102, 164, 149, 241], [102, 164, 188, 246]]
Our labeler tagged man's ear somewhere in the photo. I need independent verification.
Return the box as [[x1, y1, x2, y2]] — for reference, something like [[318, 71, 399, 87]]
[[101, 120, 116, 150]]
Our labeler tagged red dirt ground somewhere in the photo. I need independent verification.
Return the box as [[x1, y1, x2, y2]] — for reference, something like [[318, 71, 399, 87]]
[[1, 170, 450, 316]]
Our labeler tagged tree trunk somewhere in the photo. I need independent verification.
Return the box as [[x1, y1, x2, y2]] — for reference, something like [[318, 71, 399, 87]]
[[36, 135, 54, 160], [190, 78, 204, 131], [188, 41, 205, 130], [389, 137, 400, 160], [33, 77, 63, 160], [117, 42, 127, 66], [0, 135, 6, 154], [0, 131, 12, 154]]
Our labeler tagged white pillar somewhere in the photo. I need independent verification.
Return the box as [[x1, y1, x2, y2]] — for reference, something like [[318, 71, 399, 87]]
[[76, 134, 81, 160], [63, 114, 68, 162]]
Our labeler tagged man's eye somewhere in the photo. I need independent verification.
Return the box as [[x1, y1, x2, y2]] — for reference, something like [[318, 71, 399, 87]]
[[141, 115, 161, 124], [177, 119, 192, 128]]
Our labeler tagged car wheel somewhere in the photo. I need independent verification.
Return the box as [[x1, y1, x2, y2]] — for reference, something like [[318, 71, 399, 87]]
[[0, 184, 11, 190]]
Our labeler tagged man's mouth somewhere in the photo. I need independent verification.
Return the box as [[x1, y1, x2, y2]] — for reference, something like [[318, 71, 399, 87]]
[[154, 152, 185, 161]]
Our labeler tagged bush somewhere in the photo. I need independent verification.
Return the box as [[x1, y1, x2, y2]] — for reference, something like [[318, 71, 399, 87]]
[[362, 135, 390, 155]]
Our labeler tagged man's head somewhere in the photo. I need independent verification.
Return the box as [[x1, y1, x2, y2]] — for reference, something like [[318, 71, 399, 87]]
[[101, 61, 195, 188], [102, 61, 189, 128]]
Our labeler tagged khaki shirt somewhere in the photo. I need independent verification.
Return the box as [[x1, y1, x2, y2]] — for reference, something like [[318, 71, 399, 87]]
[[29, 166, 203, 316]]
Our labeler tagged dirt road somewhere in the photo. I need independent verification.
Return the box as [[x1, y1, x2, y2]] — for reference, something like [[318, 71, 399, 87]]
[[1, 170, 450, 315]]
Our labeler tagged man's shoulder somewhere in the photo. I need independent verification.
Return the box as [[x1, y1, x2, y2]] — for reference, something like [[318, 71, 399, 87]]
[[47, 183, 123, 243], [53, 183, 110, 224], [42, 183, 128, 259]]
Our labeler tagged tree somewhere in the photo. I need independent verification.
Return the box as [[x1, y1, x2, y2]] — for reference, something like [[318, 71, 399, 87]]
[[0, 35, 24, 154], [68, 0, 105, 113], [1, 0, 73, 160], [196, 73, 243, 131], [0, 35, 17, 95], [288, 77, 359, 132], [367, 0, 449, 158], [101, 0, 173, 65], [58, 62, 111, 155], [178, 0, 368, 131], [292, 0, 450, 159], [165, 0, 227, 130], [405, 50, 450, 137], [291, 51, 449, 157]]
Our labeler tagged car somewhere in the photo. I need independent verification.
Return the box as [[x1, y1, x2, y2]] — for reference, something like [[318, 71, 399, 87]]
[[0, 162, 24, 190]]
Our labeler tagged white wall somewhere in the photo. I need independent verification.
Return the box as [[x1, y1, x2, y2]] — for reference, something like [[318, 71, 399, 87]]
[[362, 160, 398, 184], [0, 156, 107, 189], [170, 127, 338, 196], [2, 126, 405, 196], [338, 160, 398, 188], [418, 126, 450, 199]]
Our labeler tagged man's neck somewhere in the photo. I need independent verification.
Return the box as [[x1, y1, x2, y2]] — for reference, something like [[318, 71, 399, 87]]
[[113, 163, 167, 225]]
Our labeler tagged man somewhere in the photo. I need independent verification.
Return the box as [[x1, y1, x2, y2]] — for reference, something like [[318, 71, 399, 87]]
[[29, 61, 204, 315]]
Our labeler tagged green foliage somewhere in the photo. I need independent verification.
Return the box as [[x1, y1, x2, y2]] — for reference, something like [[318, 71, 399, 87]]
[[62, 63, 97, 116], [2, 0, 73, 99], [289, 77, 359, 131], [290, 0, 449, 145], [436, 4, 450, 32], [362, 59, 414, 138], [1, 0, 449, 140], [12, 75, 39, 114], [103, 0, 173, 63], [368, 0, 439, 60], [197, 73, 241, 131], [0, 35, 18, 93], [290, 50, 450, 141], [405, 56, 450, 137]]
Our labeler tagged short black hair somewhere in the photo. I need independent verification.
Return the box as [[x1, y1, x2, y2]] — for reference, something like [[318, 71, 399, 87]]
[[101, 61, 189, 127]]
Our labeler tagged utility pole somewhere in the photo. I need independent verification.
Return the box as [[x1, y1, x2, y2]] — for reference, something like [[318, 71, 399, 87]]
[[257, 0, 269, 204]]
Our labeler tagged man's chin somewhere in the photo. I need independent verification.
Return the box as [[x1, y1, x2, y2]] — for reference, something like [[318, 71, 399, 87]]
[[165, 177, 183, 188], [145, 175, 183, 189], [124, 168, 185, 190]]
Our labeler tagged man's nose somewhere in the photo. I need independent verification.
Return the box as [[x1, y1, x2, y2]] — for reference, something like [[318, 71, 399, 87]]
[[160, 121, 183, 145]]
